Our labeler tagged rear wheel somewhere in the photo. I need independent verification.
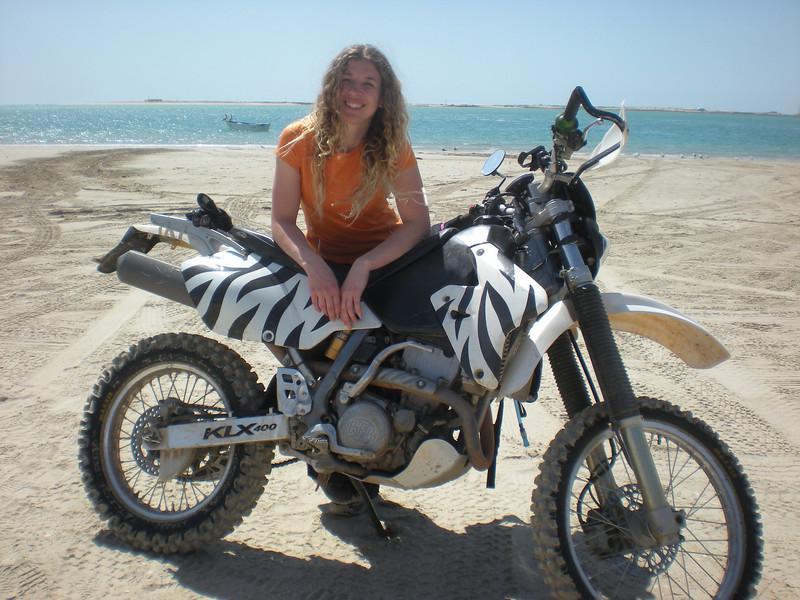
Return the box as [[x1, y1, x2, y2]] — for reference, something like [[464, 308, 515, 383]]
[[78, 333, 274, 553], [532, 397, 762, 599]]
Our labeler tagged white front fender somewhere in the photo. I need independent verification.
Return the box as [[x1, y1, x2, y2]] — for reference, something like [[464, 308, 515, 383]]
[[498, 292, 730, 397]]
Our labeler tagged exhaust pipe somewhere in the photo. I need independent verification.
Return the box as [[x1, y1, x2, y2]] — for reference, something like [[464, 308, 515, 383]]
[[116, 251, 193, 307]]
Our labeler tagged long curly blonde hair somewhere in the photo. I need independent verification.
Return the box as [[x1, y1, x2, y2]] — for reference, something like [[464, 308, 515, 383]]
[[301, 44, 409, 220]]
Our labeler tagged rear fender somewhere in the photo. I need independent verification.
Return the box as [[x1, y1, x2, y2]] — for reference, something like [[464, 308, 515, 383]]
[[95, 223, 191, 274], [95, 215, 231, 274], [498, 292, 730, 397]]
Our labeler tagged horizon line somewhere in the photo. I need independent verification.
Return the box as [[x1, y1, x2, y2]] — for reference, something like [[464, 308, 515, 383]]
[[1, 99, 795, 117]]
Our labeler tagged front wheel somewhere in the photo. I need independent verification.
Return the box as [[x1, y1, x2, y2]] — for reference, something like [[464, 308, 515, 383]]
[[78, 333, 274, 553], [532, 397, 762, 599]]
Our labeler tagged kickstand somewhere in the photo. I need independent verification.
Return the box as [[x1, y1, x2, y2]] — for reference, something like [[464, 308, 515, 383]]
[[350, 477, 392, 539]]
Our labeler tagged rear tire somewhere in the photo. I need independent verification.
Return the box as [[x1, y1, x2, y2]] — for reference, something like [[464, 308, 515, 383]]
[[78, 333, 274, 553], [532, 397, 762, 599]]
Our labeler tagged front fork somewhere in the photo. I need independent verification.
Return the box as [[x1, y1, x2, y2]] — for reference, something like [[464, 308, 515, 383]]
[[548, 333, 617, 507], [553, 216, 683, 545]]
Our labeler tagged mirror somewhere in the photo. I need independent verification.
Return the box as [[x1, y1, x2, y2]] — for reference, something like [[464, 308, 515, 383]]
[[585, 105, 628, 171], [481, 149, 506, 176]]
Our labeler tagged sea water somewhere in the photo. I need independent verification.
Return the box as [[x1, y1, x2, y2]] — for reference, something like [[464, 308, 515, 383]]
[[0, 103, 798, 159]]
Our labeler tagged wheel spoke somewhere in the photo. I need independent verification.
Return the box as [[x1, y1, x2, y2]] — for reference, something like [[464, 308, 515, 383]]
[[681, 516, 726, 526], [605, 551, 639, 597], [663, 448, 694, 498], [679, 547, 728, 560], [156, 375, 167, 402], [612, 432, 637, 486], [190, 480, 207, 504], [686, 480, 717, 517], [165, 371, 180, 400], [121, 462, 142, 476], [668, 463, 705, 495], [661, 563, 693, 598], [135, 389, 148, 414], [157, 482, 168, 511], [664, 438, 679, 508], [677, 537, 692, 596], [179, 481, 189, 511], [129, 467, 144, 489], [677, 546, 718, 597], [682, 525, 728, 571], [186, 377, 199, 404], [122, 414, 141, 428]]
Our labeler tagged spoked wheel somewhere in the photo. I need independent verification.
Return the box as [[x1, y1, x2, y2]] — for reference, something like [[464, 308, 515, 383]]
[[532, 397, 762, 599], [78, 333, 274, 553]]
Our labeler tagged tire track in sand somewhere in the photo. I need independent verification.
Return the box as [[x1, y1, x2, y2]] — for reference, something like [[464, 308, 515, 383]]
[[0, 562, 50, 599], [0, 149, 176, 396]]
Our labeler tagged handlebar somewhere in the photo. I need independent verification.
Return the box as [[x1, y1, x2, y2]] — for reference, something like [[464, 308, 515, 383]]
[[559, 86, 626, 132], [551, 86, 627, 160]]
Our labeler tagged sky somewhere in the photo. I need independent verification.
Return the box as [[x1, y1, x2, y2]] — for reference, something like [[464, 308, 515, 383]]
[[1, 0, 798, 114]]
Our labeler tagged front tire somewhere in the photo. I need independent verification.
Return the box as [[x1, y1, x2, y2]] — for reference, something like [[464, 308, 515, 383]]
[[532, 397, 762, 599], [78, 333, 274, 553]]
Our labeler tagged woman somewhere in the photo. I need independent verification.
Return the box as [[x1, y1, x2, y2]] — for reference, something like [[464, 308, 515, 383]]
[[271, 45, 429, 512], [271, 44, 429, 329]]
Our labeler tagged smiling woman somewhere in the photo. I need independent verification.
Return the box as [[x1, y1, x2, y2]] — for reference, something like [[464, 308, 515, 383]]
[[269, 44, 430, 513], [271, 45, 429, 327]]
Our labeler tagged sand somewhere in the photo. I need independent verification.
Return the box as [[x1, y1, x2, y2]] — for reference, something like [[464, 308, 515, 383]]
[[0, 145, 798, 599]]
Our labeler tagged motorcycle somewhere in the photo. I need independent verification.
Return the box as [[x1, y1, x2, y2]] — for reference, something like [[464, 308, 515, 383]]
[[79, 87, 762, 598]]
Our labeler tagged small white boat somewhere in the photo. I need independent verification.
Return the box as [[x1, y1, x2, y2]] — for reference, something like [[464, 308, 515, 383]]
[[222, 114, 271, 132]]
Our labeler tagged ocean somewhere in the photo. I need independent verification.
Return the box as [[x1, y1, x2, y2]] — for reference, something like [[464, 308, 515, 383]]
[[0, 103, 798, 159]]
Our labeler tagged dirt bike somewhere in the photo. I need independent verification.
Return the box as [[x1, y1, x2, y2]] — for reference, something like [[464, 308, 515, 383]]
[[79, 87, 762, 598]]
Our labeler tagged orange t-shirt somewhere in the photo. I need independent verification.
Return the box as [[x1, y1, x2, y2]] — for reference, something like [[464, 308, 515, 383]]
[[276, 120, 417, 264]]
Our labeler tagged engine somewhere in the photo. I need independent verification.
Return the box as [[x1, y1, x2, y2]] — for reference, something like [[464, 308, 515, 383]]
[[328, 343, 463, 472]]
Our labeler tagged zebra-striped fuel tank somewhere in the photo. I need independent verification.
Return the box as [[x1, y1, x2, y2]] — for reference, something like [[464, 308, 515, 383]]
[[431, 239, 549, 390], [180, 250, 380, 348]]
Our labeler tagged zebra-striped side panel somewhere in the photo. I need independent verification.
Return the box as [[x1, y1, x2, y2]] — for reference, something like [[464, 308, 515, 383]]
[[181, 251, 380, 348], [431, 243, 548, 390]]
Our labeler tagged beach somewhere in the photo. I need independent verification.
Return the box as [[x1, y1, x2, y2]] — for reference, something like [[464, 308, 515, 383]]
[[0, 145, 798, 599]]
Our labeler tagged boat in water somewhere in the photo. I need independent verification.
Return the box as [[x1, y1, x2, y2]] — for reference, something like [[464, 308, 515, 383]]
[[222, 114, 271, 132]]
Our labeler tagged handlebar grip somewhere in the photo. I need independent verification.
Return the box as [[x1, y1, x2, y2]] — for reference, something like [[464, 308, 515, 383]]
[[563, 86, 586, 122]]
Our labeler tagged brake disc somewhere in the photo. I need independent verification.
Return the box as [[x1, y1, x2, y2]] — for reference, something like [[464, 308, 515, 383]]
[[130, 405, 163, 476]]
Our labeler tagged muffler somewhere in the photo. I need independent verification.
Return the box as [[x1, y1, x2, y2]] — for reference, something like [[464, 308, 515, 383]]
[[116, 251, 193, 307]]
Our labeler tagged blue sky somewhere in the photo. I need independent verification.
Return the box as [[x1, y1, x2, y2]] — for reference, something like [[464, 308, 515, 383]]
[[1, 0, 798, 113]]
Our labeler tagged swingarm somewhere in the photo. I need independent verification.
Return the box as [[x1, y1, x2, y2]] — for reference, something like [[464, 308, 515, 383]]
[[144, 413, 291, 451]]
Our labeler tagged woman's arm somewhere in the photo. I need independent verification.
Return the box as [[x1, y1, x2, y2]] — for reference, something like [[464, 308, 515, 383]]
[[339, 162, 430, 326], [271, 158, 342, 320]]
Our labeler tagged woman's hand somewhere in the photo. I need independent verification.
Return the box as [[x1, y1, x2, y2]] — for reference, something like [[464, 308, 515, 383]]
[[305, 257, 341, 321], [271, 158, 343, 321], [340, 258, 369, 328]]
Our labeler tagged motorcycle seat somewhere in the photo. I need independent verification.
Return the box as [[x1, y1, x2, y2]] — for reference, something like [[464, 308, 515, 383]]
[[233, 225, 459, 287], [231, 228, 305, 272], [366, 226, 458, 288]]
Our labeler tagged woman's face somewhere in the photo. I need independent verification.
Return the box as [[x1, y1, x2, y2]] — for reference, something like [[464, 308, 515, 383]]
[[337, 58, 382, 130]]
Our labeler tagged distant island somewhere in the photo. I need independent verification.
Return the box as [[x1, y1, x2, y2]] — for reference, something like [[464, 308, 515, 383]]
[[419, 103, 794, 117], [138, 99, 313, 106], [127, 99, 794, 117]]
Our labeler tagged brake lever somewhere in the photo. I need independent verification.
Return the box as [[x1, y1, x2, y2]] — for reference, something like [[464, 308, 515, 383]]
[[517, 146, 550, 172]]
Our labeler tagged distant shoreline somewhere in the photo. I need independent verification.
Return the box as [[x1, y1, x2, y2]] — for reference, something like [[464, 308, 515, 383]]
[[1, 99, 793, 117], [2, 144, 798, 163], [99, 99, 794, 117]]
